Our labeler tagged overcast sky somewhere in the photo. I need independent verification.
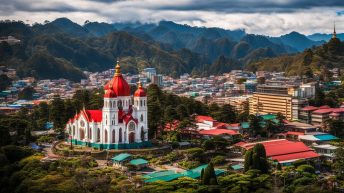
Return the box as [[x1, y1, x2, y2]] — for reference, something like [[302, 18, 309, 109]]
[[1, 0, 344, 36]]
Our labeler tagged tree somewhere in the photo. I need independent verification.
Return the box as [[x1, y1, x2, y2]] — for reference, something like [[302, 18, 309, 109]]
[[326, 119, 344, 138], [202, 163, 218, 185], [244, 144, 269, 173], [175, 104, 189, 120], [49, 95, 65, 133], [333, 147, 344, 180], [18, 86, 36, 100], [247, 114, 263, 137], [213, 104, 237, 123], [244, 150, 253, 172]]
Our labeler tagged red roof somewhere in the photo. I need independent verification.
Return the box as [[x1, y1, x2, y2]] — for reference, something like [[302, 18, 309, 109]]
[[196, 115, 215, 122], [85, 110, 102, 122], [229, 123, 240, 127], [240, 139, 320, 163], [313, 108, 335, 114], [286, 131, 304, 136], [301, 106, 318, 111], [104, 89, 117, 98], [271, 151, 319, 162], [104, 64, 130, 96], [134, 83, 146, 97], [214, 122, 230, 129], [199, 129, 238, 136], [319, 105, 331, 109]]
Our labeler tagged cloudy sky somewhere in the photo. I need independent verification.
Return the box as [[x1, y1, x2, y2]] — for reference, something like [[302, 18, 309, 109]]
[[1, 0, 344, 36]]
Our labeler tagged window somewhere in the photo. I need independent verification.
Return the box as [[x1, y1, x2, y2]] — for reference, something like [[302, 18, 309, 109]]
[[112, 130, 116, 143], [141, 127, 145, 141], [118, 128, 122, 143], [140, 100, 142, 106], [97, 128, 100, 142], [118, 100, 122, 110], [140, 114, 143, 122], [144, 100, 146, 106], [73, 126, 75, 135], [104, 130, 108, 143], [89, 127, 92, 140]]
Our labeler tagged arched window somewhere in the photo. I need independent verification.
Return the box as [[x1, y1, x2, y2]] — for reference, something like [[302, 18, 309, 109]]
[[118, 128, 122, 143], [73, 126, 75, 135], [97, 128, 100, 142], [118, 100, 122, 110], [89, 127, 92, 140], [112, 130, 116, 143], [144, 100, 146, 106], [141, 127, 145, 142], [140, 114, 144, 122], [104, 130, 108, 143], [80, 128, 85, 140], [140, 100, 142, 106]]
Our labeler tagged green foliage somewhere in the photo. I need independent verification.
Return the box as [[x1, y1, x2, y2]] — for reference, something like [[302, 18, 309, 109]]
[[201, 163, 218, 185], [1, 145, 34, 162], [18, 86, 36, 100], [247, 38, 344, 78], [210, 155, 226, 166], [178, 160, 201, 170], [296, 164, 315, 174], [202, 136, 229, 152], [244, 144, 269, 173], [334, 147, 344, 180], [218, 169, 272, 193]]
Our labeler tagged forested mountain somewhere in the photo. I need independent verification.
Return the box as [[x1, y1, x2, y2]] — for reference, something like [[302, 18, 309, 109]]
[[0, 18, 326, 81], [246, 37, 344, 76]]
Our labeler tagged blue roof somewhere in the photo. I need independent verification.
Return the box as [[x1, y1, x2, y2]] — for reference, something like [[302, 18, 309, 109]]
[[129, 158, 148, 165], [144, 164, 225, 183], [314, 134, 338, 141], [111, 153, 132, 162], [231, 164, 244, 170]]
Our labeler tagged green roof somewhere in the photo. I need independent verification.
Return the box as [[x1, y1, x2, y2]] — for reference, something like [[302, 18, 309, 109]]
[[261, 114, 276, 120], [143, 170, 176, 179], [241, 122, 250, 129], [144, 164, 225, 183], [145, 173, 183, 183], [231, 164, 244, 170], [129, 158, 148, 166], [111, 153, 131, 162]]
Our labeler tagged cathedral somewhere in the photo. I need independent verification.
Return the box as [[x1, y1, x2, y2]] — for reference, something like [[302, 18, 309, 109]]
[[65, 62, 150, 149]]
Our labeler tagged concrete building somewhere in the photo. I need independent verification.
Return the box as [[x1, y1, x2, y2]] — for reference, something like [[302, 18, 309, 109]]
[[249, 83, 315, 120]]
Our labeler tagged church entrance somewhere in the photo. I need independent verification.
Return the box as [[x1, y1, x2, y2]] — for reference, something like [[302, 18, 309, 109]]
[[129, 132, 135, 143]]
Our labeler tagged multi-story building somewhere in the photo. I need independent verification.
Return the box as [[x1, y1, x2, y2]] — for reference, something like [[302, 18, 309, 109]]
[[249, 83, 315, 120]]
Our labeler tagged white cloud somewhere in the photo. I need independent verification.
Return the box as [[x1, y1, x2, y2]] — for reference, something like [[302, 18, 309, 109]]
[[0, 0, 343, 36]]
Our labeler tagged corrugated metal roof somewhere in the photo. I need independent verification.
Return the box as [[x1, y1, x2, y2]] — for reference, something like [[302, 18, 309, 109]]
[[129, 158, 148, 165], [111, 153, 131, 162]]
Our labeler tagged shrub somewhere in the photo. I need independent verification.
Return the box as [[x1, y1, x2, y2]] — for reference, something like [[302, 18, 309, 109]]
[[296, 164, 315, 174], [184, 147, 204, 161], [1, 145, 34, 162], [210, 155, 226, 166], [178, 160, 201, 170]]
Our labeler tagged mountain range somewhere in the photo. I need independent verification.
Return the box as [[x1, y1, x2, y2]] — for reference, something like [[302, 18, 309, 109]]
[[0, 18, 335, 81]]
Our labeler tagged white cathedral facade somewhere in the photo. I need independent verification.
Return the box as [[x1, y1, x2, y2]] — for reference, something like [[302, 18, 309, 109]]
[[65, 62, 149, 149]]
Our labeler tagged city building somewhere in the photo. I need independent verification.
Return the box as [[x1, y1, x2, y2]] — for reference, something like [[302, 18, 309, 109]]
[[249, 83, 315, 120], [65, 62, 150, 149]]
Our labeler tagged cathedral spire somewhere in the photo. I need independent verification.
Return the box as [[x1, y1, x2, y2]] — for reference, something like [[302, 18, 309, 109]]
[[114, 59, 121, 76], [333, 21, 337, 39]]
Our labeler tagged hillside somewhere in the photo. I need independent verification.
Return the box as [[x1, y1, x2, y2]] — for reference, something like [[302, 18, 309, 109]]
[[246, 37, 344, 76], [0, 18, 326, 81]]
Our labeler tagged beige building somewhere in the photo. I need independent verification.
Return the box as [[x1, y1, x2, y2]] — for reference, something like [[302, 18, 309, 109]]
[[249, 83, 315, 120]]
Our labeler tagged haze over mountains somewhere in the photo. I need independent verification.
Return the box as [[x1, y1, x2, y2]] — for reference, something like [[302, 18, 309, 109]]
[[0, 18, 338, 81]]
